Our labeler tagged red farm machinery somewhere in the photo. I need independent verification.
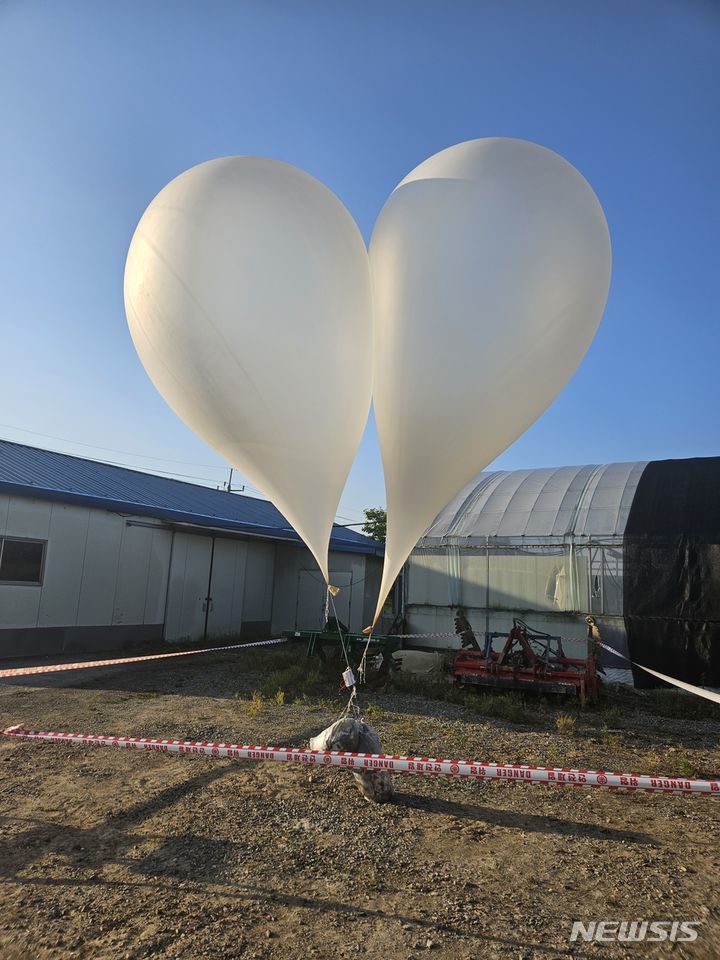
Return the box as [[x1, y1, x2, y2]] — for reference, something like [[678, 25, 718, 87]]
[[452, 613, 601, 706]]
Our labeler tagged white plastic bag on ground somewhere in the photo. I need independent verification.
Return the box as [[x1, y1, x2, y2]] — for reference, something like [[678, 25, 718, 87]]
[[309, 717, 394, 803], [391, 650, 445, 675]]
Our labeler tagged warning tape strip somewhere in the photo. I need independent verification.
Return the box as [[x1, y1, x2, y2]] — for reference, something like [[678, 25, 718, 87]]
[[2, 725, 717, 796], [596, 642, 720, 706], [0, 637, 290, 680]]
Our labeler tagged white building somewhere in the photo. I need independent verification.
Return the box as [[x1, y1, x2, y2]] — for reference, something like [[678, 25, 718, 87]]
[[0, 440, 384, 659]]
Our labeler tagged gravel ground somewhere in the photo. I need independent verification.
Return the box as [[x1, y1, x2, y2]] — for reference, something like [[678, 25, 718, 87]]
[[0, 643, 718, 960]]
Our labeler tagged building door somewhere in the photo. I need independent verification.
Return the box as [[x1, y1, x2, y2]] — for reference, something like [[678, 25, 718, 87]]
[[295, 571, 353, 630], [206, 539, 248, 637], [164, 533, 213, 642]]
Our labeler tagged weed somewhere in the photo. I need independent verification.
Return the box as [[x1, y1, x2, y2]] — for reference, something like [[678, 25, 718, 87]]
[[672, 753, 698, 778], [364, 704, 385, 723], [464, 691, 528, 725], [638, 689, 720, 721], [238, 690, 264, 720], [451, 732, 472, 757], [555, 713, 577, 736], [600, 724, 623, 749], [390, 670, 541, 725], [273, 689, 286, 706], [389, 718, 424, 752], [600, 703, 622, 725], [259, 664, 315, 700]]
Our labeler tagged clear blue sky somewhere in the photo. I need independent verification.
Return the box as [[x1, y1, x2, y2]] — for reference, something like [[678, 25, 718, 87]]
[[1, 1, 718, 524]]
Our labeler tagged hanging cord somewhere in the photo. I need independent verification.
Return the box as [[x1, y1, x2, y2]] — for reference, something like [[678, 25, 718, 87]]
[[327, 587, 360, 717], [355, 624, 376, 688]]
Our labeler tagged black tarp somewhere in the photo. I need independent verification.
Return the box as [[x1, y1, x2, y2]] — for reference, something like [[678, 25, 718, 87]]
[[623, 458, 720, 687]]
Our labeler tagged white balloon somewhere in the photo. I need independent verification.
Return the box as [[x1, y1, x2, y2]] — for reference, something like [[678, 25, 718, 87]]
[[124, 157, 373, 583], [369, 138, 611, 624]]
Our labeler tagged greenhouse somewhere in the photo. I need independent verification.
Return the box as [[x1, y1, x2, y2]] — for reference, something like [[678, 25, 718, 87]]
[[404, 458, 720, 687]]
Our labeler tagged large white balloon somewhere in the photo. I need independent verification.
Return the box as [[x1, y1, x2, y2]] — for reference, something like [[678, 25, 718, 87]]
[[125, 157, 373, 583], [369, 138, 611, 624]]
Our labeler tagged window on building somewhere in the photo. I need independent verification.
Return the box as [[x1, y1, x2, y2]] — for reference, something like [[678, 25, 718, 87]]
[[0, 538, 46, 584]]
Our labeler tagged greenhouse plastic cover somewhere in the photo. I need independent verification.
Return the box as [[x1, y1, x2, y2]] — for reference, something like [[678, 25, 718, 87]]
[[419, 462, 648, 542]]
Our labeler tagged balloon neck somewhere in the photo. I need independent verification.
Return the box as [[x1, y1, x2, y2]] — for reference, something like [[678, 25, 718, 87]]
[[362, 625, 373, 636], [327, 584, 341, 597]]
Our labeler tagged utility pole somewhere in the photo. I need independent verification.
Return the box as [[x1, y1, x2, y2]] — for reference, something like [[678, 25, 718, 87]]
[[223, 468, 245, 494]]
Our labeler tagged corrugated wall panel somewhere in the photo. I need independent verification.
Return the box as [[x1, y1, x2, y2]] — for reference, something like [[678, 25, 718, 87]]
[[112, 524, 171, 626], [142, 527, 172, 624], [207, 539, 247, 636], [37, 504, 89, 626], [242, 542, 275, 623], [229, 542, 249, 630], [164, 533, 213, 642], [76, 511, 124, 626], [5, 497, 52, 539]]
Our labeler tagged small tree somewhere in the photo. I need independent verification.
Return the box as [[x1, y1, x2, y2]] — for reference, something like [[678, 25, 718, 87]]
[[362, 507, 387, 543]]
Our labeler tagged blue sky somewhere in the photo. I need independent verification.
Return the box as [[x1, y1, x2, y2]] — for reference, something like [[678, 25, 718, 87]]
[[1, 1, 718, 524]]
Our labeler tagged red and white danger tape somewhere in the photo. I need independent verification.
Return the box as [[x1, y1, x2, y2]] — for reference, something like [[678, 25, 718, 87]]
[[596, 641, 720, 706], [2, 725, 717, 796], [0, 637, 289, 680]]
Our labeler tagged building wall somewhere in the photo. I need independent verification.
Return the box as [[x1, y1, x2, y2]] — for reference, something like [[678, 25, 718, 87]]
[[405, 543, 628, 661], [0, 493, 380, 658], [0, 496, 172, 657], [271, 545, 374, 634]]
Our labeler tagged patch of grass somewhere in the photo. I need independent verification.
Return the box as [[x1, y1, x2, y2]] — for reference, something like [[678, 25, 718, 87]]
[[299, 693, 340, 713], [231, 647, 303, 673], [134, 691, 161, 700], [600, 723, 623, 749], [364, 704, 385, 723], [272, 689, 286, 706], [389, 717, 426, 745], [464, 691, 528, 725], [636, 689, 720, 721], [443, 729, 473, 758], [390, 671, 540, 725], [391, 672, 459, 702], [544, 743, 562, 766], [555, 713, 577, 736], [237, 690, 265, 720], [599, 703, 623, 725], [672, 753, 699, 779], [258, 662, 326, 701]]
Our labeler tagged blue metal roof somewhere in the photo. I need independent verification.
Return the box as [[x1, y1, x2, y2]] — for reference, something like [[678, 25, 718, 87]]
[[0, 439, 383, 557]]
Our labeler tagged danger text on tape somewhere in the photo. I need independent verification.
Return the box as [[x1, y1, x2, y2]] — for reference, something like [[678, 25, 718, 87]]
[[2, 726, 718, 796]]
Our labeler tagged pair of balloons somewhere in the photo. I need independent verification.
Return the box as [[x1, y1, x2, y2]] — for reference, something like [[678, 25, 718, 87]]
[[124, 139, 611, 627]]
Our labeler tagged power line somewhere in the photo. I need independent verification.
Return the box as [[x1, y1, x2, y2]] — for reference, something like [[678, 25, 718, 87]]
[[0, 422, 265, 495], [0, 422, 370, 522], [0, 422, 229, 469]]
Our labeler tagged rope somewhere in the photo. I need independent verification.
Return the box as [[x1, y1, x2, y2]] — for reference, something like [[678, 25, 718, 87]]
[[355, 624, 376, 688], [596, 641, 720, 706], [0, 637, 290, 680], [326, 588, 360, 718]]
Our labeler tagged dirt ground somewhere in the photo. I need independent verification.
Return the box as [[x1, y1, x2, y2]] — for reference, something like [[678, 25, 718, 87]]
[[0, 643, 718, 960]]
